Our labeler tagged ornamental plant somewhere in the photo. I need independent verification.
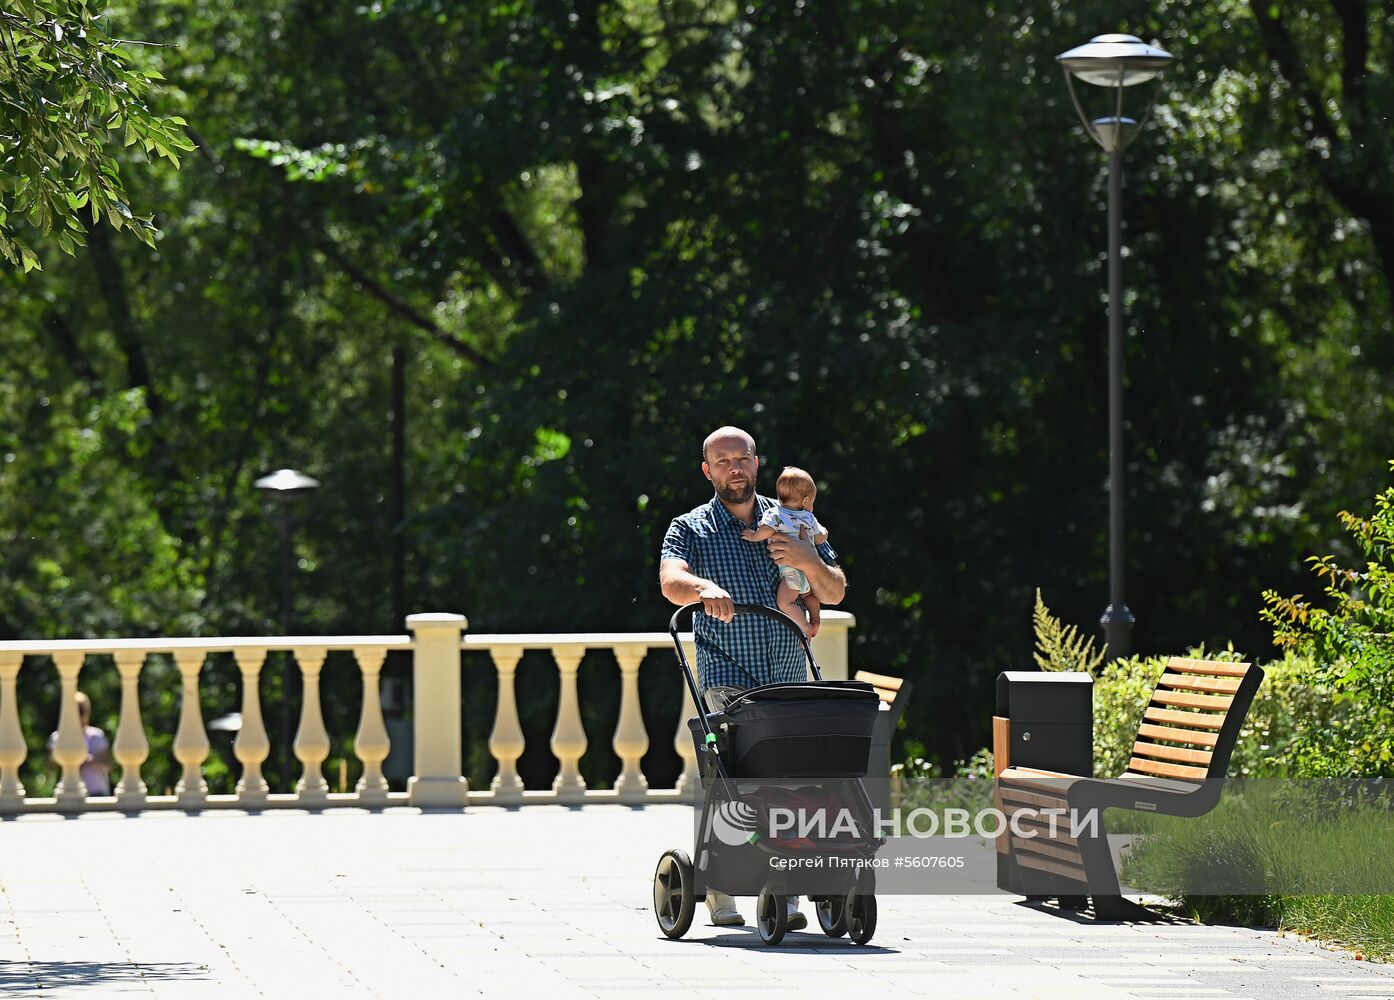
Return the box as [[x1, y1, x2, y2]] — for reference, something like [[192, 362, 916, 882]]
[[1262, 461, 1394, 777]]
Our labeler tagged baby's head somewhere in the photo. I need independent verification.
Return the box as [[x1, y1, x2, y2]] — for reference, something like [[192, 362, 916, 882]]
[[776, 467, 817, 511]]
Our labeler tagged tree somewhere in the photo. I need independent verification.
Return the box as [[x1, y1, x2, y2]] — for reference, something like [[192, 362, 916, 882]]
[[0, 0, 192, 270]]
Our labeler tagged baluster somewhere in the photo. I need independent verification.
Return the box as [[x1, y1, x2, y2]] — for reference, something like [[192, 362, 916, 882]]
[[173, 650, 210, 806], [112, 650, 149, 805], [293, 648, 330, 802], [233, 648, 270, 805], [353, 647, 390, 804], [550, 648, 587, 801], [487, 646, 525, 803], [612, 645, 649, 801], [52, 651, 88, 805], [671, 638, 697, 797], [0, 653, 27, 809]]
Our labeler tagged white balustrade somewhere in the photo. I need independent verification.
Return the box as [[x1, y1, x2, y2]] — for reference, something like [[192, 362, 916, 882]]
[[612, 645, 649, 802], [113, 650, 149, 805], [487, 646, 525, 802], [233, 648, 270, 805], [550, 649, 588, 801], [0, 612, 856, 812], [292, 648, 330, 802], [0, 652, 26, 809], [173, 650, 210, 806], [52, 651, 89, 806], [353, 648, 391, 804]]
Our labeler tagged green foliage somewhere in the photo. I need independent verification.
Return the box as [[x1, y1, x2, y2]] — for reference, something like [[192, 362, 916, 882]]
[[1032, 590, 1105, 675], [1120, 788, 1394, 961], [0, 0, 192, 269], [1261, 462, 1394, 777], [1, 0, 1393, 791]]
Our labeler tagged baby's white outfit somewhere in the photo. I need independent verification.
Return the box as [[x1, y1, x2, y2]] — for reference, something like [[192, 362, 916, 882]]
[[759, 505, 828, 595]]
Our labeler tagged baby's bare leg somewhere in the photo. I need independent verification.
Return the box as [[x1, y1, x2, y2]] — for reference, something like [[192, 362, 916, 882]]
[[776, 579, 808, 635], [802, 593, 822, 638]]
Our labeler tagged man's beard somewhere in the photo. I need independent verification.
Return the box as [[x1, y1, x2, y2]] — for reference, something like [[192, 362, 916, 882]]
[[715, 479, 754, 505]]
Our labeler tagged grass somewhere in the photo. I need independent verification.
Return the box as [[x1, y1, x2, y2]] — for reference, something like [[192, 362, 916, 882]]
[[1119, 784, 1394, 962]]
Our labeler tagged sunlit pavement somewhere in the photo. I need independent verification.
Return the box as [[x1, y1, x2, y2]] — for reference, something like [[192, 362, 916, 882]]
[[1, 806, 1390, 999]]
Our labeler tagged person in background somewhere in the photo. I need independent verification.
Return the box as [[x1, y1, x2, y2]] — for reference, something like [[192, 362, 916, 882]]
[[48, 691, 112, 796]]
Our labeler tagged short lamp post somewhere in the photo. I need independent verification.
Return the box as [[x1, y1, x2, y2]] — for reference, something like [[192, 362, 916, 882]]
[[253, 468, 320, 784], [1056, 33, 1173, 659]]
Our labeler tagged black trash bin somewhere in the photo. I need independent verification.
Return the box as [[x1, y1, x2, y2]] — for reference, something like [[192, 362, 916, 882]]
[[994, 671, 1093, 893]]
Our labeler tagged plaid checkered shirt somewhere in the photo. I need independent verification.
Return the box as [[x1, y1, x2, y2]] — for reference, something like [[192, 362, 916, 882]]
[[660, 494, 840, 692]]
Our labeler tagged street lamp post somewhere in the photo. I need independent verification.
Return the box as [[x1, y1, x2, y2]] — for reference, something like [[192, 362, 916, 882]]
[[253, 468, 320, 785], [1057, 34, 1173, 659]]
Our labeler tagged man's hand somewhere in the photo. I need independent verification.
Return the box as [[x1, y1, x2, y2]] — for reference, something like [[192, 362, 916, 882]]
[[765, 525, 818, 572], [697, 581, 736, 622]]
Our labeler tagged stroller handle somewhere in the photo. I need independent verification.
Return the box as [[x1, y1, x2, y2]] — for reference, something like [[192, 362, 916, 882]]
[[667, 602, 824, 708], [667, 601, 815, 647]]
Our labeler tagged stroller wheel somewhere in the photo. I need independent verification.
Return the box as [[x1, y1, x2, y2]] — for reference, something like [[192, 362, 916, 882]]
[[653, 849, 696, 939], [816, 896, 847, 937], [846, 889, 877, 946], [755, 889, 788, 946]]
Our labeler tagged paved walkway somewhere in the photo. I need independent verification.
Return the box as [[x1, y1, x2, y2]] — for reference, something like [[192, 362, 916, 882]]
[[0, 806, 1390, 999]]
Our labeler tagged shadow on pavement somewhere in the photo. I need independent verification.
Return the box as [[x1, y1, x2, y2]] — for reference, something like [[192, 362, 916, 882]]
[[0, 960, 211, 992]]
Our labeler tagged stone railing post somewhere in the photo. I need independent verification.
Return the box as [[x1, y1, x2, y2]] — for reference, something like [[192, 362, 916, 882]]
[[612, 645, 649, 802], [52, 651, 89, 805], [293, 648, 331, 803], [233, 648, 270, 805], [112, 650, 149, 806], [487, 646, 525, 803], [550, 649, 588, 801], [353, 647, 391, 804], [173, 650, 210, 806], [406, 614, 469, 807], [0, 653, 26, 809], [809, 610, 856, 681]]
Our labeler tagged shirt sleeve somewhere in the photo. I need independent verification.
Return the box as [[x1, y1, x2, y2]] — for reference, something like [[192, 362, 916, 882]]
[[816, 535, 838, 565], [660, 517, 695, 567], [759, 506, 782, 529]]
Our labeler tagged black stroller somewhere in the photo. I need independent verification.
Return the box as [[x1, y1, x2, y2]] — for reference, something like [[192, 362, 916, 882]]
[[652, 603, 884, 946]]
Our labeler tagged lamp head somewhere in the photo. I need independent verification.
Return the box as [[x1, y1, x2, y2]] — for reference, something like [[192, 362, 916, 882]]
[[254, 468, 321, 504], [1057, 34, 1173, 87]]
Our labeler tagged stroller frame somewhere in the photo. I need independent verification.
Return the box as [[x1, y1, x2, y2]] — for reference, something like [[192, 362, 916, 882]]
[[652, 602, 884, 946]]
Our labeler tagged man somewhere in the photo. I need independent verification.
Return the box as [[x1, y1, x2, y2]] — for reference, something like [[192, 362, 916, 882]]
[[659, 425, 846, 928]]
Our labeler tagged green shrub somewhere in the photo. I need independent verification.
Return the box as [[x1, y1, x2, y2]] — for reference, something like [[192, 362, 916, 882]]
[[1262, 460, 1394, 778]]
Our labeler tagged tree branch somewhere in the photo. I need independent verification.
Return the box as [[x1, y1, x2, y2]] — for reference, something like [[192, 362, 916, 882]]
[[319, 241, 495, 366], [1248, 2, 1341, 147]]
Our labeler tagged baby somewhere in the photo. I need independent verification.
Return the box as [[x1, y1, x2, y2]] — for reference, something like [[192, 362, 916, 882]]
[[741, 466, 828, 637]]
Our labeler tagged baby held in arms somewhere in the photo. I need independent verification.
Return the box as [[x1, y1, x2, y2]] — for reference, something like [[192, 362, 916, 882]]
[[741, 466, 828, 637]]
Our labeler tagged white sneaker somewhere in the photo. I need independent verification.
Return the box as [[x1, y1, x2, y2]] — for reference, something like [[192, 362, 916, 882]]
[[706, 890, 744, 926], [786, 895, 807, 931]]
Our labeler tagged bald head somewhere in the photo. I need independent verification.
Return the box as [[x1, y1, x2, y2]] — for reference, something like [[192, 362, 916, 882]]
[[702, 425, 756, 462]]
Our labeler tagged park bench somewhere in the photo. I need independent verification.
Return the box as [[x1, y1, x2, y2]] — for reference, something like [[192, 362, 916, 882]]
[[995, 656, 1265, 920], [854, 670, 912, 817]]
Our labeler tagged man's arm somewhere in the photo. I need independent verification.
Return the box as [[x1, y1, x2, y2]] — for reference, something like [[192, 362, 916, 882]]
[[659, 558, 736, 622], [765, 529, 846, 605]]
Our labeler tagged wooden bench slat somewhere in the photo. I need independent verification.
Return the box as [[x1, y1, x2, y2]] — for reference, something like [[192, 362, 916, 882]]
[[1012, 836, 1083, 864], [1009, 816, 1079, 846], [853, 670, 903, 692], [1152, 689, 1234, 711], [1159, 672, 1242, 695], [1137, 723, 1219, 747], [1167, 657, 1251, 678], [1144, 706, 1226, 730], [1130, 740, 1214, 766], [1015, 851, 1087, 881], [1127, 756, 1208, 781], [999, 787, 1069, 811]]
